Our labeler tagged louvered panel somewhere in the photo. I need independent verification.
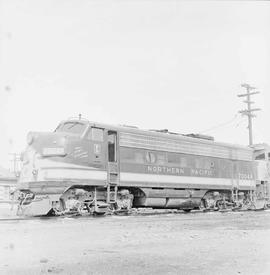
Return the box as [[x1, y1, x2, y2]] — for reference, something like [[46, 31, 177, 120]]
[[119, 132, 252, 161]]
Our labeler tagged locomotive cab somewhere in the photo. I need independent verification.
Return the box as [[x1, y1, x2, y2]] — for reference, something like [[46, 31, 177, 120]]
[[18, 119, 122, 216]]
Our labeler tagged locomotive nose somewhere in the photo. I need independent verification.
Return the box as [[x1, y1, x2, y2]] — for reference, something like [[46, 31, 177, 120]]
[[25, 131, 68, 157], [19, 131, 70, 187]]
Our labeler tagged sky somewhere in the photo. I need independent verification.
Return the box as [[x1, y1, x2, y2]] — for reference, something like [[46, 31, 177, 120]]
[[0, 0, 270, 169]]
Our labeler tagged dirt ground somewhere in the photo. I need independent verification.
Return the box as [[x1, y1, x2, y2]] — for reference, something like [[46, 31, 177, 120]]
[[0, 210, 270, 275]]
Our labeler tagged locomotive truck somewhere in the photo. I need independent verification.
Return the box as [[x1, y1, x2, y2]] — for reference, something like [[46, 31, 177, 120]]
[[17, 117, 261, 216]]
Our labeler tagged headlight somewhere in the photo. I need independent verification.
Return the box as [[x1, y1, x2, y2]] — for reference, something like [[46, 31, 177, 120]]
[[42, 147, 66, 156]]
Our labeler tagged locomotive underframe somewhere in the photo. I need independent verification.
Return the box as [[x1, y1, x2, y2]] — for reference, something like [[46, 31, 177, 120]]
[[16, 180, 258, 217]]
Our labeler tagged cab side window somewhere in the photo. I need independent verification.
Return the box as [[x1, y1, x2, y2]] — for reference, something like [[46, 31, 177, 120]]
[[88, 127, 104, 142]]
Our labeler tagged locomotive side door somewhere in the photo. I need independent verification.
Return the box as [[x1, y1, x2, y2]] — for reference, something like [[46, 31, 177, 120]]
[[232, 160, 239, 189], [88, 127, 106, 168], [231, 160, 240, 201], [106, 130, 119, 202]]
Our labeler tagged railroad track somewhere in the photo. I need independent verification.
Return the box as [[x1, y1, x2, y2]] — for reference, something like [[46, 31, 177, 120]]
[[0, 207, 268, 221]]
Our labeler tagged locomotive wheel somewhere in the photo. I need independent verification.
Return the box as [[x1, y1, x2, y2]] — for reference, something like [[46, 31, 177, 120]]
[[216, 200, 226, 210]]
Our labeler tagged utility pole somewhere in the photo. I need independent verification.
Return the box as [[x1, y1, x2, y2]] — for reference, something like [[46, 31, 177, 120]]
[[238, 83, 261, 146]]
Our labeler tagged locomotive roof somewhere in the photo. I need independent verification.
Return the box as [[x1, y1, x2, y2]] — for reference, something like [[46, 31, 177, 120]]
[[62, 119, 253, 161]]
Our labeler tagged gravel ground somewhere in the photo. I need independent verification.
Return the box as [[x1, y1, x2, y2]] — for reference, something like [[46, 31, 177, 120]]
[[0, 209, 270, 275]]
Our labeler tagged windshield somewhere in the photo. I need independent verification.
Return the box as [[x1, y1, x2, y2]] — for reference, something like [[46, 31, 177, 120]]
[[55, 122, 87, 134]]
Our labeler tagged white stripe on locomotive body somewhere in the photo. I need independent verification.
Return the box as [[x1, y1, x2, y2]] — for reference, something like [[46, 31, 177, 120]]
[[40, 169, 107, 181], [38, 159, 100, 170], [120, 172, 255, 189], [119, 132, 253, 161], [20, 154, 107, 183]]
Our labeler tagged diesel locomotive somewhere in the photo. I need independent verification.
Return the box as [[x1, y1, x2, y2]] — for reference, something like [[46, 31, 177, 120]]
[[17, 117, 261, 216]]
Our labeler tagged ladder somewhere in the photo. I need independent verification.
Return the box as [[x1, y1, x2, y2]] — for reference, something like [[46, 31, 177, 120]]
[[106, 162, 119, 204], [231, 188, 238, 202]]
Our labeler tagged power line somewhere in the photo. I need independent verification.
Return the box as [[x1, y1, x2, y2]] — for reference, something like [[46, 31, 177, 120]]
[[235, 118, 246, 128], [199, 114, 240, 134]]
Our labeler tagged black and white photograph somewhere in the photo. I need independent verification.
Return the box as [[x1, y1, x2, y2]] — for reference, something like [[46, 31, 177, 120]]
[[0, 0, 270, 274]]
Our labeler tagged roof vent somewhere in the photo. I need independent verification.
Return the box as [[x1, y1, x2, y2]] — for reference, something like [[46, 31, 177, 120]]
[[185, 133, 214, 141], [120, 124, 138, 129], [150, 129, 169, 133]]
